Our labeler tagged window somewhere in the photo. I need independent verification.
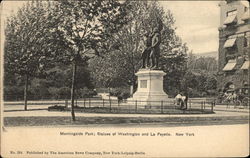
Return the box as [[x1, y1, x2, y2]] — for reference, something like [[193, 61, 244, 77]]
[[227, 10, 237, 17]]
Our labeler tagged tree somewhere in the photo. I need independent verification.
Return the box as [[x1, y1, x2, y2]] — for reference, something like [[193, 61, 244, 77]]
[[161, 43, 188, 96], [49, 0, 129, 121], [89, 50, 132, 88], [187, 52, 218, 72], [180, 70, 217, 97], [182, 53, 218, 97], [4, 1, 54, 110], [89, 1, 188, 96]]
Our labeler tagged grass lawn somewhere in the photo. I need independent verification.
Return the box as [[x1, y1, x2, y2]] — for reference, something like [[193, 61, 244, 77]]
[[48, 106, 214, 114], [4, 115, 249, 127]]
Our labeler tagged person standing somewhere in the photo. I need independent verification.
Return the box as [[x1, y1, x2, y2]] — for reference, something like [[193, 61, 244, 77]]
[[175, 93, 182, 106], [183, 91, 189, 110]]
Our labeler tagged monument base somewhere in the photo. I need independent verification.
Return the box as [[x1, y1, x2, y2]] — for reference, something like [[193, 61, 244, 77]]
[[127, 69, 169, 106]]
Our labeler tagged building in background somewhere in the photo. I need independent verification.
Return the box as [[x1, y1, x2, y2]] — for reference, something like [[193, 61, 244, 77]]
[[217, 0, 249, 94]]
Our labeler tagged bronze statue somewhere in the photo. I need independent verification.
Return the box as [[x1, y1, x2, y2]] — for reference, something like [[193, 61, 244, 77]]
[[140, 25, 162, 69], [141, 32, 153, 69], [149, 27, 161, 69]]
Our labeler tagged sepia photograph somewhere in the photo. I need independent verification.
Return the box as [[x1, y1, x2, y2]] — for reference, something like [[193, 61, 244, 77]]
[[0, 0, 249, 157]]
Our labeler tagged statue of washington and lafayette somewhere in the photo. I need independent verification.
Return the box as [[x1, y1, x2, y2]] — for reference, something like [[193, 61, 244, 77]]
[[140, 27, 161, 69], [128, 20, 169, 104]]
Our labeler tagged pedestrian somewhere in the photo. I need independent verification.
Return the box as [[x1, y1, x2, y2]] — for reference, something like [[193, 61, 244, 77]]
[[183, 91, 188, 110], [180, 95, 186, 109], [175, 93, 182, 106]]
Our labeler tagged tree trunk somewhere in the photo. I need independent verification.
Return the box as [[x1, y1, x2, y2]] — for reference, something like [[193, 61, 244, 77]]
[[71, 62, 77, 121], [129, 25, 136, 95], [24, 74, 28, 111]]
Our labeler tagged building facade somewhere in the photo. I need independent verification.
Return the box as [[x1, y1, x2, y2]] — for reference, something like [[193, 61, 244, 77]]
[[218, 0, 249, 93]]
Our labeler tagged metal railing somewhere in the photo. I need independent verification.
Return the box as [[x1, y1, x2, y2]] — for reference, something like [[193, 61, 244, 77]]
[[4, 96, 215, 114], [64, 98, 214, 114]]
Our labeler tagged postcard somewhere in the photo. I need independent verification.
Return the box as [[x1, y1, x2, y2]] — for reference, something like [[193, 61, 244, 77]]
[[1, 0, 249, 157]]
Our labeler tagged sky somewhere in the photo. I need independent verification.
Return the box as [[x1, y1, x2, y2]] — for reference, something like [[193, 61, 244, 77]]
[[1, 0, 221, 54], [160, 1, 220, 54]]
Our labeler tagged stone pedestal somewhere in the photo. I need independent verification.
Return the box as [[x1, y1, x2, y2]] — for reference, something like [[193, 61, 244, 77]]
[[128, 69, 169, 106]]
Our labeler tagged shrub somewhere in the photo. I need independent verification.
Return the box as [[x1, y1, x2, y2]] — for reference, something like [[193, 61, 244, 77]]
[[187, 88, 203, 98], [109, 87, 130, 99], [58, 87, 71, 99], [4, 86, 24, 101], [78, 88, 97, 98], [48, 105, 67, 111], [48, 87, 71, 99]]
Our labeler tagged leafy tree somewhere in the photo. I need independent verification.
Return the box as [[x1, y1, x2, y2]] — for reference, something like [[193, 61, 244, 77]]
[[89, 1, 188, 96], [49, 0, 129, 121], [46, 62, 94, 90], [180, 70, 217, 97], [187, 52, 218, 72], [89, 50, 133, 88], [166, 51, 218, 97], [4, 1, 55, 110], [181, 52, 218, 97]]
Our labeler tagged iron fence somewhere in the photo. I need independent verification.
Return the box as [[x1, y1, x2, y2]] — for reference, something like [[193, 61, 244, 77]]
[[65, 98, 214, 114], [4, 96, 215, 114]]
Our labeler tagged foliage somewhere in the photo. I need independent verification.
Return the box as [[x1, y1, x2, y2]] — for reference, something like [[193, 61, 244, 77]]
[[48, 0, 130, 63], [162, 43, 188, 96], [46, 63, 94, 89], [48, 105, 68, 111], [176, 52, 218, 97], [109, 87, 131, 99], [49, 0, 130, 120], [4, 0, 219, 104], [77, 88, 97, 98], [187, 52, 218, 72], [4, 86, 24, 101], [4, 1, 56, 108], [4, 62, 96, 100], [4, 1, 129, 106], [89, 1, 188, 94], [180, 70, 217, 97], [4, 1, 55, 77], [89, 51, 132, 88]]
